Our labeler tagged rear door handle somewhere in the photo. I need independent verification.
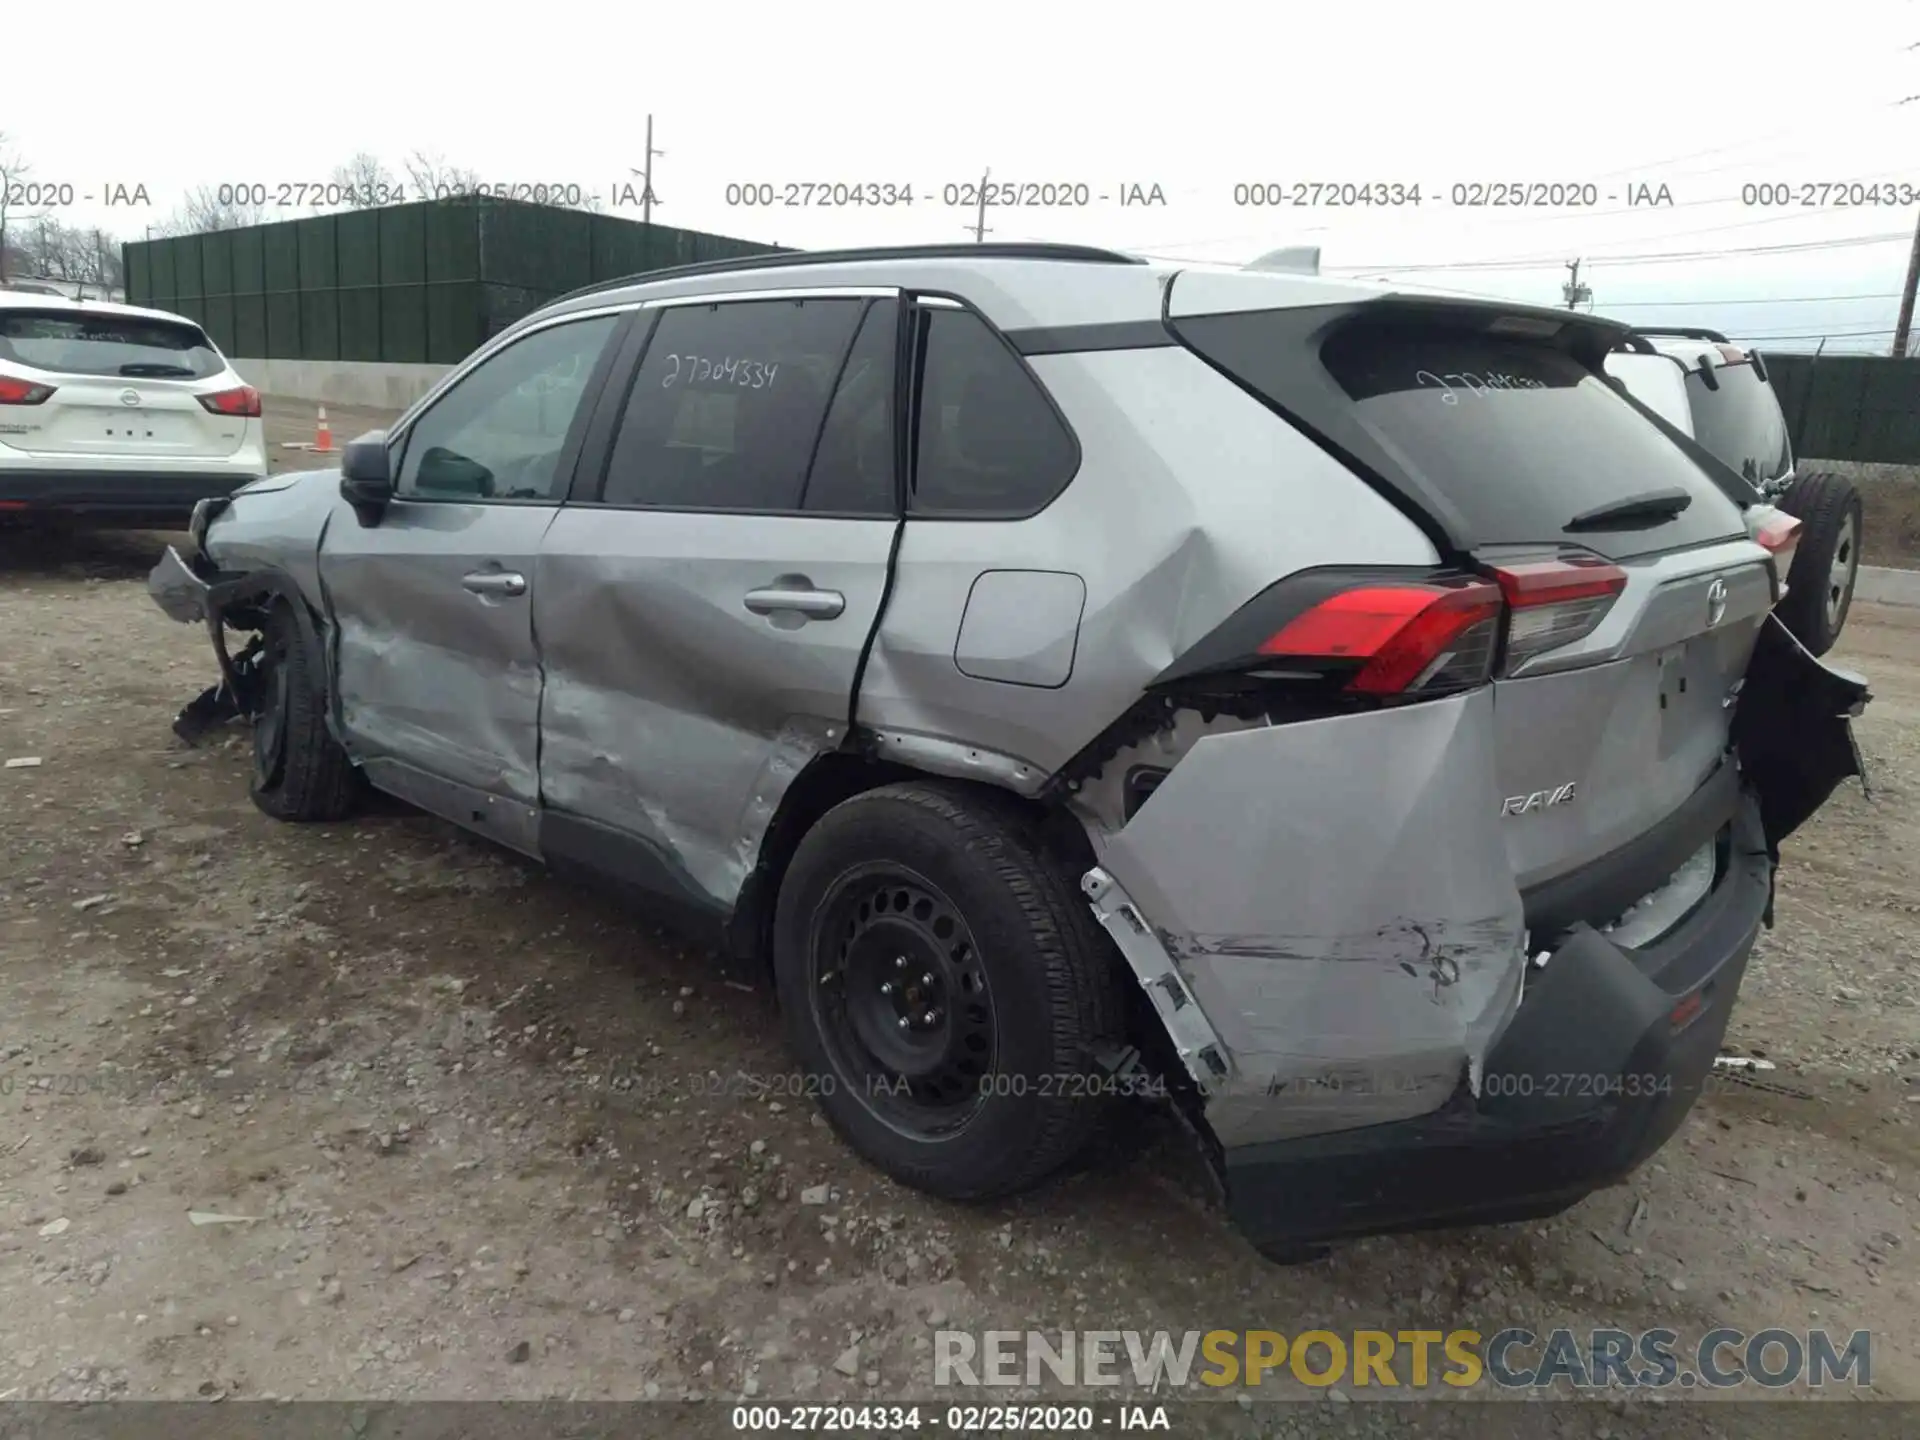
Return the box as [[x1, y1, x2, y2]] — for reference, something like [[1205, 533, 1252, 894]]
[[743, 584, 845, 620], [462, 571, 527, 598]]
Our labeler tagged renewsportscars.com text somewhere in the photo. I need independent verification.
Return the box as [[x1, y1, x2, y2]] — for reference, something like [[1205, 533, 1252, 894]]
[[934, 1327, 1871, 1391]]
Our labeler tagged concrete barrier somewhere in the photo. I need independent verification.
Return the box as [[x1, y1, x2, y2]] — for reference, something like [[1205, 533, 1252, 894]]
[[1858, 565, 1920, 608], [229, 359, 453, 411]]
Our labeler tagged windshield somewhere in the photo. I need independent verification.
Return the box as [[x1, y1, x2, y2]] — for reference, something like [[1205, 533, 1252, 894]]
[[1683, 360, 1792, 486], [0, 308, 224, 380]]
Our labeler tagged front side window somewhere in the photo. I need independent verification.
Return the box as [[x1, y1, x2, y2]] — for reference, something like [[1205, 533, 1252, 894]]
[[396, 314, 620, 502], [600, 298, 863, 510]]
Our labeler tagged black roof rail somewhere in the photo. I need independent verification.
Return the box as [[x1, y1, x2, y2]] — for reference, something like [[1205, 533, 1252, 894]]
[[1627, 325, 1733, 346], [549, 242, 1145, 306]]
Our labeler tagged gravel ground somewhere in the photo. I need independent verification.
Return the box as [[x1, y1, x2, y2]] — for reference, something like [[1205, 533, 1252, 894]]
[[1, 435, 1917, 1431]]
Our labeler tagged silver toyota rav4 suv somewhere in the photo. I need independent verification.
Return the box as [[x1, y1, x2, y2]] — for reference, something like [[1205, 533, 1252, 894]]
[[149, 243, 1871, 1258]]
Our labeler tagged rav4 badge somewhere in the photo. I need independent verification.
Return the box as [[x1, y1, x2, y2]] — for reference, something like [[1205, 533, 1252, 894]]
[[1501, 782, 1578, 817]]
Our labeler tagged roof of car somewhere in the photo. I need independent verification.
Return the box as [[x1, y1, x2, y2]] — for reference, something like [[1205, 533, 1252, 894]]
[[529, 242, 1609, 348], [0, 290, 204, 327]]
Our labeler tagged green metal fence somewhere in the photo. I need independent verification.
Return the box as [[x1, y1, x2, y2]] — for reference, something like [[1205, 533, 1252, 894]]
[[123, 198, 787, 366], [1761, 351, 1920, 467]]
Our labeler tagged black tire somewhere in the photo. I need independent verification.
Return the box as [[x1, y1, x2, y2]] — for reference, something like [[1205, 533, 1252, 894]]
[[772, 781, 1125, 1201], [248, 601, 361, 822], [1774, 471, 1863, 656]]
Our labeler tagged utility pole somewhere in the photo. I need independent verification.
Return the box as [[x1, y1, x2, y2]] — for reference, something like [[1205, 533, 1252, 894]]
[[636, 114, 665, 228], [968, 167, 992, 243], [1562, 258, 1591, 311], [1892, 206, 1920, 356]]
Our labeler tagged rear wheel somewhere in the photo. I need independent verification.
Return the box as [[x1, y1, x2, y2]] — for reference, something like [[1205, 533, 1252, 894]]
[[772, 782, 1124, 1201], [248, 601, 361, 822], [1774, 471, 1863, 655]]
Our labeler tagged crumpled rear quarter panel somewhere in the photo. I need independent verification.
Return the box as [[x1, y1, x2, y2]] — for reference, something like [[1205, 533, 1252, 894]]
[[1095, 689, 1528, 1148]]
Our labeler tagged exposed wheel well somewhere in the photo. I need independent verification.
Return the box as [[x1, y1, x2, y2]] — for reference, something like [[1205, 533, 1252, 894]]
[[725, 750, 1103, 984]]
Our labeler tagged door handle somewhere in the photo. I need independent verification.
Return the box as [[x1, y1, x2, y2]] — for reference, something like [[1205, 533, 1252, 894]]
[[462, 570, 527, 598], [743, 584, 845, 620]]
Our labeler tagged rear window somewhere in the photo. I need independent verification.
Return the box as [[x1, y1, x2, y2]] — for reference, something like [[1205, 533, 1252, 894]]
[[1313, 323, 1747, 559], [0, 309, 224, 380], [1683, 361, 1791, 486]]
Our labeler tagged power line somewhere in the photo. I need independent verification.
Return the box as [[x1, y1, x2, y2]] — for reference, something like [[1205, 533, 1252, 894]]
[[1581, 89, 1920, 185], [1328, 229, 1909, 275], [1606, 292, 1903, 307], [1743, 326, 1897, 341]]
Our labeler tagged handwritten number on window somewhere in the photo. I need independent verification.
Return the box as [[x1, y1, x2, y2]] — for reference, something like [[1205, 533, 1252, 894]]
[[659, 354, 779, 391]]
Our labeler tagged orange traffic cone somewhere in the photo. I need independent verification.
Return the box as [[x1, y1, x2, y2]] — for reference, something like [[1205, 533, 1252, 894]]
[[314, 406, 332, 453]]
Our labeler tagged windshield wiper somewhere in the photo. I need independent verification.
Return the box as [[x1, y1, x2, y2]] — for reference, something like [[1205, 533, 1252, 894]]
[[1565, 486, 1693, 532], [118, 362, 196, 377]]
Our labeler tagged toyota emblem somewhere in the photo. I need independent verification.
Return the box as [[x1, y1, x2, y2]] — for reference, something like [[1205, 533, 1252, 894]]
[[1706, 577, 1728, 629], [119, 389, 141, 406]]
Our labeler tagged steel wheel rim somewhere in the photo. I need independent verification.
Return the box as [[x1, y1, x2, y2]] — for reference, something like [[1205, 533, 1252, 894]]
[[808, 861, 996, 1140], [1826, 512, 1858, 629]]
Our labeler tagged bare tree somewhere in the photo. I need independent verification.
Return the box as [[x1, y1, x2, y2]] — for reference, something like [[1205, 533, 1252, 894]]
[[150, 185, 266, 237], [0, 131, 30, 282], [329, 150, 400, 207], [403, 149, 482, 202]]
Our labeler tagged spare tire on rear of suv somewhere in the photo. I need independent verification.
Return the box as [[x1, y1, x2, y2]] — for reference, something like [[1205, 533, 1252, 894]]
[[1774, 470, 1863, 657]]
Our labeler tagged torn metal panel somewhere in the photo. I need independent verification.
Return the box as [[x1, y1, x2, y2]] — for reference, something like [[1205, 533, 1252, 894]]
[[1093, 689, 1528, 1149], [1082, 866, 1231, 1088], [863, 729, 1046, 797]]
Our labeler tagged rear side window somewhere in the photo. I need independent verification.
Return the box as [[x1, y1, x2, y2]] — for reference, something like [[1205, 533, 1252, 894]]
[[0, 308, 224, 380], [909, 307, 1078, 517], [1684, 361, 1791, 486], [1314, 324, 1747, 559], [601, 298, 863, 510]]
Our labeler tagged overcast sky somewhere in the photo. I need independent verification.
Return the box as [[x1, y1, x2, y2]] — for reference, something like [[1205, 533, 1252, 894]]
[[8, 0, 1919, 350]]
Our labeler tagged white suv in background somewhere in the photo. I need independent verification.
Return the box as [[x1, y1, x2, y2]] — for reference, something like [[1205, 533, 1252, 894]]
[[0, 294, 266, 527], [1604, 326, 1862, 655]]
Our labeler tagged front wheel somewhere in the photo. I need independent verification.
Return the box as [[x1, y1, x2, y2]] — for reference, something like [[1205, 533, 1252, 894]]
[[248, 601, 362, 822], [772, 782, 1124, 1201], [1774, 471, 1863, 656]]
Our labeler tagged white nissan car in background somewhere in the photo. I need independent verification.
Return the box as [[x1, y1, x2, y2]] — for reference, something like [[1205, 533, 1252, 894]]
[[0, 292, 266, 526]]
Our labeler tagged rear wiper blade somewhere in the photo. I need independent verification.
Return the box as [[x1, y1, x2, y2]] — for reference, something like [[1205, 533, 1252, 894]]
[[118, 363, 195, 377], [1565, 486, 1693, 532]]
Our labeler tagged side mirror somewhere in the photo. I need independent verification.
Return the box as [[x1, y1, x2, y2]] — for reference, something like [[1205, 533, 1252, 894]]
[[339, 431, 394, 521]]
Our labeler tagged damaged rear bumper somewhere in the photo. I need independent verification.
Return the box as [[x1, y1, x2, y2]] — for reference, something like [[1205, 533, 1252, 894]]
[[1222, 791, 1770, 1247], [1088, 615, 1868, 1248]]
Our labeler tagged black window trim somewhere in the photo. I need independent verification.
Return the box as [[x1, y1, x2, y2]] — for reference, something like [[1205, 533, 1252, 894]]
[[386, 305, 637, 508], [902, 288, 1084, 522], [566, 285, 906, 521]]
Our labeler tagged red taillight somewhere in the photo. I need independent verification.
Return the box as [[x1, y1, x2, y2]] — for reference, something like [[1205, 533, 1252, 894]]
[[1747, 506, 1802, 591], [197, 384, 261, 418], [1260, 581, 1505, 695], [0, 377, 56, 405], [1488, 557, 1627, 666]]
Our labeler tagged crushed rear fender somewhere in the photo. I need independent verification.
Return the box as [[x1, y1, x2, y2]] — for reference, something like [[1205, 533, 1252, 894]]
[[1088, 688, 1529, 1150], [1083, 615, 1870, 1156]]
